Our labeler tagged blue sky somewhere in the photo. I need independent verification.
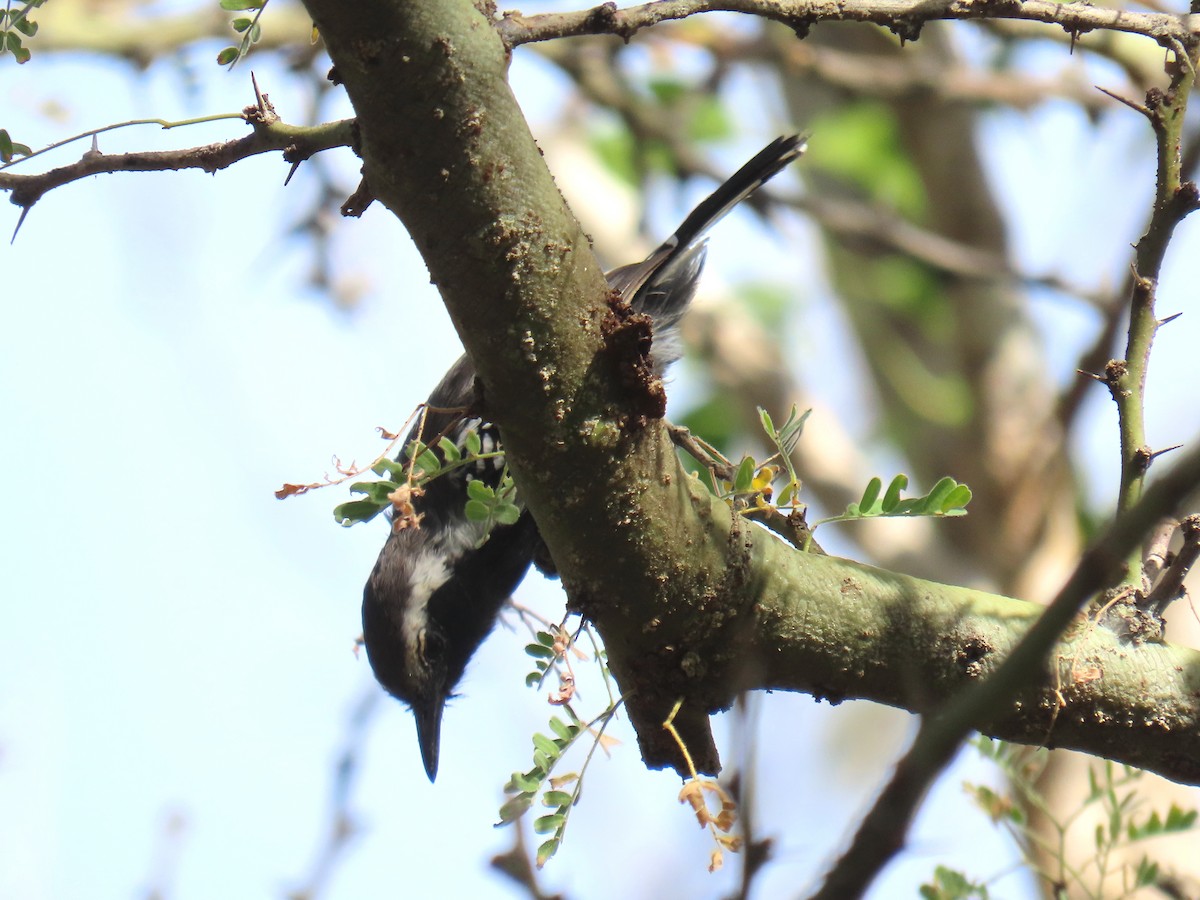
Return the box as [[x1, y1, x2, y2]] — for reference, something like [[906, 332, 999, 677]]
[[2, 8, 1198, 899]]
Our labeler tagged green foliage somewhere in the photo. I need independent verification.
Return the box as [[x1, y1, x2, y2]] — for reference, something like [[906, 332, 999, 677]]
[[919, 866, 991, 900], [817, 473, 972, 525], [498, 623, 623, 868], [805, 101, 927, 220], [465, 477, 521, 531], [0, 1, 43, 65], [498, 695, 622, 868], [332, 426, 513, 538], [677, 403, 970, 544], [523, 630, 559, 688], [758, 404, 809, 507], [587, 101, 733, 189], [964, 738, 1199, 898], [216, 0, 268, 68], [0, 128, 32, 163]]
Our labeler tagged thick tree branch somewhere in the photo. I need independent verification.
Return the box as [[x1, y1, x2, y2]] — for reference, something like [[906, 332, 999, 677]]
[[303, 0, 1200, 787]]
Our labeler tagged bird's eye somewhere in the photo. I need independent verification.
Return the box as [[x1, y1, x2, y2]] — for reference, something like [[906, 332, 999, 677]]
[[417, 628, 445, 663]]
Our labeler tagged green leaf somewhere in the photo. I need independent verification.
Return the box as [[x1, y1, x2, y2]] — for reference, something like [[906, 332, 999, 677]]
[[371, 458, 407, 480], [758, 407, 775, 436], [438, 436, 461, 462], [533, 813, 565, 835], [532, 733, 561, 758], [231, 16, 253, 32], [779, 407, 810, 453], [416, 448, 440, 475], [9, 41, 31, 64], [925, 476, 957, 511], [525, 643, 556, 659], [348, 480, 400, 503], [497, 793, 533, 823], [881, 473, 908, 512], [4, 138, 30, 159], [548, 717, 578, 741], [535, 837, 559, 867], [507, 769, 544, 793], [542, 790, 574, 808], [944, 484, 973, 513], [1166, 804, 1198, 831], [466, 479, 493, 501], [333, 498, 388, 526], [464, 429, 482, 456], [1087, 763, 1102, 801], [216, 46, 240, 66], [734, 455, 756, 493], [525, 671, 542, 687], [919, 865, 989, 900], [1128, 803, 1198, 840], [464, 499, 490, 521], [493, 502, 521, 526], [1133, 856, 1160, 888], [858, 476, 882, 514], [220, 0, 265, 9]]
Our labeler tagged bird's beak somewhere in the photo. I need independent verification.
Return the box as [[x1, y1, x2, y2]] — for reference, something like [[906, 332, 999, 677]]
[[413, 694, 446, 782]]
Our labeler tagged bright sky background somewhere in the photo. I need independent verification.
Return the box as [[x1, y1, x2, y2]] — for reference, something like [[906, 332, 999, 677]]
[[2, 4, 1198, 899]]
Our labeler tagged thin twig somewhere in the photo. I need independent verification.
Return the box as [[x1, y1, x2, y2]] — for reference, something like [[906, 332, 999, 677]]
[[497, 0, 1200, 51]]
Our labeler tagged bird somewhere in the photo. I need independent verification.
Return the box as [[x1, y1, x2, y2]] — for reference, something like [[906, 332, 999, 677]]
[[362, 134, 807, 782]]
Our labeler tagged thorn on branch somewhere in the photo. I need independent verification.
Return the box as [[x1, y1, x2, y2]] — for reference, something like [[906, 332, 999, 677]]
[[1096, 85, 1153, 119], [10, 205, 30, 244], [1062, 20, 1095, 54], [81, 135, 103, 162], [282, 140, 323, 186], [244, 71, 279, 127], [1159, 311, 1183, 326], [1149, 444, 1184, 463]]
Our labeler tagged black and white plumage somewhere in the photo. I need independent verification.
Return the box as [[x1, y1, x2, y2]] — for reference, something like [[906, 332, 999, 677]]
[[362, 135, 807, 781]]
